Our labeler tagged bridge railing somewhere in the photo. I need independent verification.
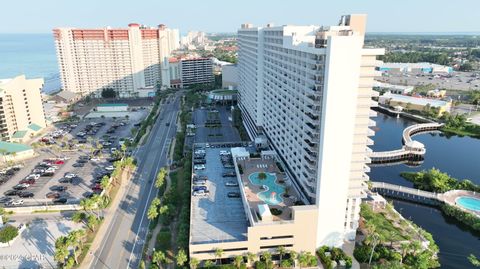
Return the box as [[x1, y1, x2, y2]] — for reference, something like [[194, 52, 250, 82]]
[[371, 182, 440, 200]]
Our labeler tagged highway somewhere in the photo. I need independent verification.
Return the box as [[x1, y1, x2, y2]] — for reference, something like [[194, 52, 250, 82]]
[[89, 93, 181, 269]]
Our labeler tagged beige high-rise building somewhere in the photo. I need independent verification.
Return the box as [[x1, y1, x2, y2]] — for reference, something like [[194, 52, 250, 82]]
[[0, 75, 46, 141], [53, 24, 179, 97]]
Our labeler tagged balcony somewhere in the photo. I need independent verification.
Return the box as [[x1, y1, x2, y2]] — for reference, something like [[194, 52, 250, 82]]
[[304, 147, 317, 157], [304, 154, 317, 165], [303, 138, 317, 148], [305, 130, 319, 141]]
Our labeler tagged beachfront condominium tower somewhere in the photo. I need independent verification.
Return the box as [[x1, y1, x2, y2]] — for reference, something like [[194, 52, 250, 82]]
[[53, 24, 179, 97], [237, 14, 384, 246]]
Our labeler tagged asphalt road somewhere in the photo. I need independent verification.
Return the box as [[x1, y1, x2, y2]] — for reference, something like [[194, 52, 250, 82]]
[[88, 93, 181, 269]]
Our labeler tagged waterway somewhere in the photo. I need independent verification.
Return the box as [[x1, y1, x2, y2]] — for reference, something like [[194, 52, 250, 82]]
[[370, 113, 480, 269]]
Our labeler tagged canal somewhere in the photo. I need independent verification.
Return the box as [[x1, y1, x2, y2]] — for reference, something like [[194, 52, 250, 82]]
[[370, 113, 480, 269]]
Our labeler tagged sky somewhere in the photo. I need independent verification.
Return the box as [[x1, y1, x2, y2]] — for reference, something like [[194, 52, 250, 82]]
[[1, 0, 479, 34]]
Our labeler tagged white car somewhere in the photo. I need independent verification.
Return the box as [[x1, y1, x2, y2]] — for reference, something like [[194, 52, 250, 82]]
[[90, 157, 101, 162], [9, 199, 24, 206], [26, 174, 40, 180], [219, 150, 230, 156], [105, 166, 115, 171], [193, 164, 205, 170], [225, 181, 239, 187], [65, 173, 77, 179], [192, 190, 208, 197]]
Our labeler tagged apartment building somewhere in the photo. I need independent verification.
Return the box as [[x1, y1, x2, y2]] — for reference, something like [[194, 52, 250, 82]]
[[180, 58, 214, 87], [0, 75, 47, 141], [237, 14, 383, 246], [53, 24, 178, 97]]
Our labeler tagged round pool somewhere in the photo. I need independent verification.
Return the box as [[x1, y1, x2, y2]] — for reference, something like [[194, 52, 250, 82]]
[[455, 196, 480, 212]]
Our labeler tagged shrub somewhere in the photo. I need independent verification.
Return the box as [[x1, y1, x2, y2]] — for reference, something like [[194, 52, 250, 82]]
[[270, 208, 283, 216], [255, 261, 266, 269]]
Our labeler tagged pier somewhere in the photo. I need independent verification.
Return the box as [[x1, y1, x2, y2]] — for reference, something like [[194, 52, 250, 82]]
[[370, 123, 443, 164]]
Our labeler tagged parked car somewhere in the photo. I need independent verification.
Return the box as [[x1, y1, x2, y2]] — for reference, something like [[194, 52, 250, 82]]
[[20, 179, 35, 185], [13, 184, 29, 190], [104, 165, 115, 171], [4, 190, 18, 196], [59, 178, 73, 183], [18, 192, 34, 198], [73, 163, 85, 168], [222, 172, 236, 177], [83, 192, 95, 198], [225, 181, 239, 187], [193, 164, 206, 170], [53, 198, 67, 204], [0, 197, 13, 204], [193, 186, 208, 192], [46, 192, 61, 199], [227, 192, 241, 198], [65, 173, 77, 179], [8, 199, 24, 206], [192, 190, 209, 197], [51, 185, 68, 192], [193, 180, 206, 186], [77, 159, 88, 164]]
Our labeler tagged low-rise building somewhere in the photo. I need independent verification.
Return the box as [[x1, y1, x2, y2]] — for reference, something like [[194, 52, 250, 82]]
[[377, 62, 453, 74], [0, 141, 35, 162], [373, 81, 413, 95], [378, 92, 451, 116], [96, 103, 129, 112], [0, 75, 47, 142]]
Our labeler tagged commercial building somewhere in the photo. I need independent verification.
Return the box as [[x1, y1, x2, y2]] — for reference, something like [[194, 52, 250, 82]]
[[0, 141, 35, 163], [53, 24, 179, 97], [378, 92, 451, 116], [236, 14, 382, 248], [221, 64, 238, 89], [373, 81, 413, 95], [0, 75, 47, 142], [180, 58, 214, 87], [377, 62, 453, 73]]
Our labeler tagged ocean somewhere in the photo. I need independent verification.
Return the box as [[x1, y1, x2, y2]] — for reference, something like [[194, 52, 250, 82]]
[[0, 33, 61, 94]]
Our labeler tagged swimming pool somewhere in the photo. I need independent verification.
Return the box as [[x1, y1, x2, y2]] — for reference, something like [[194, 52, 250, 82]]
[[456, 196, 480, 212], [248, 172, 285, 205]]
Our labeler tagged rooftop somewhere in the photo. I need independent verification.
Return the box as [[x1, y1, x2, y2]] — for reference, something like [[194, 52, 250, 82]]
[[380, 92, 451, 107], [190, 147, 248, 244], [28, 123, 42, 132], [0, 141, 33, 154], [97, 103, 128, 107], [11, 130, 28, 139]]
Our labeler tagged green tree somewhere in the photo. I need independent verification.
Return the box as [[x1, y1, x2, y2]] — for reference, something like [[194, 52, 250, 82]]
[[277, 246, 286, 261], [54, 236, 69, 265], [66, 231, 81, 264], [204, 260, 215, 268], [176, 249, 188, 267], [214, 248, 224, 265], [72, 212, 86, 223], [234, 255, 244, 269], [0, 225, 18, 245], [468, 254, 480, 267], [86, 214, 99, 231], [100, 176, 110, 192], [246, 252, 257, 265], [189, 257, 200, 269], [101, 88, 117, 98], [152, 250, 166, 267], [147, 203, 159, 220]]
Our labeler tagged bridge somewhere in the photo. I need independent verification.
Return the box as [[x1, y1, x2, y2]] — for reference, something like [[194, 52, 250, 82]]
[[371, 181, 444, 205], [370, 123, 443, 164]]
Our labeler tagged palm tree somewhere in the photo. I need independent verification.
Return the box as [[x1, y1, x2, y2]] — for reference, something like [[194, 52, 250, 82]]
[[288, 250, 297, 267], [246, 252, 256, 265], [204, 260, 215, 268], [86, 214, 99, 232], [400, 242, 411, 263], [147, 203, 159, 220], [176, 249, 188, 267], [297, 252, 308, 269], [66, 231, 80, 264], [54, 236, 69, 265], [152, 250, 166, 267], [189, 257, 200, 269], [214, 248, 224, 265], [277, 246, 286, 261], [233, 255, 244, 269], [411, 240, 422, 256]]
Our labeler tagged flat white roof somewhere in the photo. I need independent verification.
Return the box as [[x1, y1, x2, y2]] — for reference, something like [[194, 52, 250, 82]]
[[381, 92, 450, 107]]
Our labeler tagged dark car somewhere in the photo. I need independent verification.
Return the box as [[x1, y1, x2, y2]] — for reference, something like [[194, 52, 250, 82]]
[[192, 186, 207, 192], [227, 192, 241, 198], [53, 198, 68, 204], [41, 172, 55, 177], [193, 159, 206, 165], [18, 192, 34, 198], [79, 155, 90, 160], [0, 197, 13, 204], [73, 163, 85, 167], [50, 185, 68, 192], [4, 190, 18, 196], [13, 184, 28, 190], [46, 192, 61, 199], [59, 178, 73, 184], [222, 172, 236, 177], [83, 192, 95, 198], [77, 159, 88, 164]]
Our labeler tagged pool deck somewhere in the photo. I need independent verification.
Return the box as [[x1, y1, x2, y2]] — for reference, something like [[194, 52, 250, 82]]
[[443, 190, 480, 216], [238, 157, 302, 222]]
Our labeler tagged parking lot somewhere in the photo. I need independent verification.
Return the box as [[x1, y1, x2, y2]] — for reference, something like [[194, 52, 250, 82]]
[[190, 146, 249, 244], [192, 105, 241, 144], [1, 217, 84, 269], [376, 71, 480, 92], [0, 108, 149, 207]]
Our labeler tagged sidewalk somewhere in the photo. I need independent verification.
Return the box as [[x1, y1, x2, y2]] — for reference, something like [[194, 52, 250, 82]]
[[79, 168, 134, 269]]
